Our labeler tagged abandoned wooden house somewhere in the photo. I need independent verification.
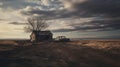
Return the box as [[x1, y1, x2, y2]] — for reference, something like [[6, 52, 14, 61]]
[[30, 31, 53, 42]]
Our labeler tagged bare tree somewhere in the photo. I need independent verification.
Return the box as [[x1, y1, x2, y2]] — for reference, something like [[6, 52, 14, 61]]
[[24, 16, 49, 32]]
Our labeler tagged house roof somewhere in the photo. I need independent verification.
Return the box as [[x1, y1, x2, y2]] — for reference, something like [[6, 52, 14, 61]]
[[32, 31, 53, 35]]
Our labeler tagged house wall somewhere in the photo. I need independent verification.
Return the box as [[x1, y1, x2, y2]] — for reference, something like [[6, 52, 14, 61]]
[[37, 35, 52, 41], [30, 33, 36, 42], [30, 31, 53, 42]]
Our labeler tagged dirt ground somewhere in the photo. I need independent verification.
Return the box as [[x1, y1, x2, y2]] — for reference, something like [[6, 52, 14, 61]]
[[0, 40, 120, 67]]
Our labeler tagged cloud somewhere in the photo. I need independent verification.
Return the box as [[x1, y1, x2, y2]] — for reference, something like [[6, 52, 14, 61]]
[[1, 0, 120, 32], [9, 22, 28, 25], [51, 0, 120, 32], [0, 0, 39, 9], [65, 0, 120, 17], [19, 0, 120, 18], [62, 0, 87, 9], [51, 18, 120, 32], [19, 6, 83, 19], [1, 0, 120, 18]]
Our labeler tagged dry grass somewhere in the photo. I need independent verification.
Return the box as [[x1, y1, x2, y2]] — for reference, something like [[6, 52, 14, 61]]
[[69, 40, 120, 49], [0, 40, 18, 45], [0, 40, 120, 67]]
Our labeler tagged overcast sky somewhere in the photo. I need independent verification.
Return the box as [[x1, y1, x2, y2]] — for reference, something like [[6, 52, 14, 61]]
[[0, 0, 120, 39]]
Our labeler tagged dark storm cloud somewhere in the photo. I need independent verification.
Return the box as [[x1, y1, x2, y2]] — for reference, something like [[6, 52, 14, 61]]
[[1, 0, 120, 18], [51, 0, 120, 32], [0, 0, 39, 9], [9, 22, 28, 25], [76, 19, 120, 31], [20, 0, 120, 18], [52, 28, 74, 32], [72, 0, 120, 17], [20, 9, 79, 19], [1, 0, 120, 32], [52, 18, 120, 32]]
